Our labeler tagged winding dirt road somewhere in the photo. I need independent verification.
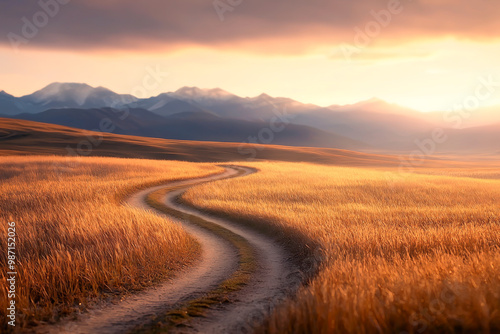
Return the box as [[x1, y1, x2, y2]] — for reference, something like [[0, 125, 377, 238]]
[[37, 165, 301, 334]]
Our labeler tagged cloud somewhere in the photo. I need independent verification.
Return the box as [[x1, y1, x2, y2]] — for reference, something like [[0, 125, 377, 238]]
[[1, 0, 499, 53]]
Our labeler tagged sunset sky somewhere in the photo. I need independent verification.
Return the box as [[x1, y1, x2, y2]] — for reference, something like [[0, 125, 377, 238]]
[[1, 0, 500, 111]]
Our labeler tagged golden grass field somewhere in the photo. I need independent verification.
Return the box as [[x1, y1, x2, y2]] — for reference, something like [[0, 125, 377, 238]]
[[183, 161, 500, 333], [1, 149, 499, 333], [0, 156, 222, 328]]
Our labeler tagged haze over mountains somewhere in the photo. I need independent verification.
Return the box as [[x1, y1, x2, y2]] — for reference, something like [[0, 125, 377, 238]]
[[1, 83, 499, 154]]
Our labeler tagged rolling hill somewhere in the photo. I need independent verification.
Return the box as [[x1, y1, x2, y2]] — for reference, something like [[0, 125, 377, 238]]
[[2, 117, 497, 170], [0, 117, 402, 166], [7, 107, 368, 150], [433, 122, 500, 153]]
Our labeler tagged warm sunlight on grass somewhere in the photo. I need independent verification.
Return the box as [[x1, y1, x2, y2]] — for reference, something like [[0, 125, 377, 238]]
[[0, 156, 222, 328], [183, 162, 500, 333]]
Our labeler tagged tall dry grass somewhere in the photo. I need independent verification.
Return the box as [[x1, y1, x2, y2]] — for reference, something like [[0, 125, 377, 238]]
[[0, 156, 222, 329], [184, 161, 500, 333]]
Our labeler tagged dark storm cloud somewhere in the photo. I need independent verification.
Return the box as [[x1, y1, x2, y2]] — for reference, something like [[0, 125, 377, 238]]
[[1, 0, 499, 52]]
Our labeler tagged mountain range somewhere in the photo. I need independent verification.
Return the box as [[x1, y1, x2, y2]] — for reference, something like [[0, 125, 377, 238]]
[[1, 83, 499, 154]]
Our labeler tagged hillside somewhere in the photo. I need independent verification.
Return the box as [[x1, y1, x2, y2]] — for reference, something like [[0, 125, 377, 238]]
[[0, 117, 401, 166], [7, 107, 368, 150], [2, 117, 496, 170]]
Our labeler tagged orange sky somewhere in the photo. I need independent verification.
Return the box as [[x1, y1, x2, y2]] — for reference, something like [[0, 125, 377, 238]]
[[1, 0, 500, 111]]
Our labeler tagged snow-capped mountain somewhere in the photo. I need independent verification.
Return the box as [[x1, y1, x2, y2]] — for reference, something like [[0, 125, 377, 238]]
[[19, 83, 137, 112], [1, 82, 499, 153], [172, 87, 237, 103]]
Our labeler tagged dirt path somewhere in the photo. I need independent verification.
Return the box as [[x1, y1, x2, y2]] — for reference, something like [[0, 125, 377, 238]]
[[36, 165, 301, 334]]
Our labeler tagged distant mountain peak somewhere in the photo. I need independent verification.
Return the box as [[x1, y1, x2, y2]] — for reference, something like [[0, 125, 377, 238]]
[[256, 93, 272, 99], [175, 86, 204, 96], [174, 86, 234, 99], [356, 97, 389, 106], [328, 97, 401, 110], [26, 82, 95, 101], [38, 82, 94, 92], [19, 82, 136, 110]]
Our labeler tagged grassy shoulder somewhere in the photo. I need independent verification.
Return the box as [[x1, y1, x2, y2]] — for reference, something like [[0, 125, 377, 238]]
[[0, 156, 223, 331], [133, 171, 257, 333], [182, 161, 500, 333]]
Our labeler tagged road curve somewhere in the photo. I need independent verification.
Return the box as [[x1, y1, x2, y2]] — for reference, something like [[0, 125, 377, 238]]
[[36, 165, 301, 334]]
